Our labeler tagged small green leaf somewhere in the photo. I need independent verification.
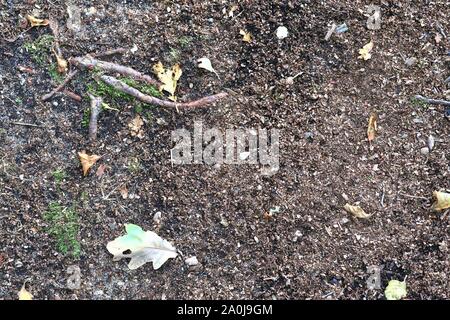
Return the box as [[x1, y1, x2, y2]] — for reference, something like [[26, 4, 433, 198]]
[[385, 280, 407, 300], [125, 224, 145, 237]]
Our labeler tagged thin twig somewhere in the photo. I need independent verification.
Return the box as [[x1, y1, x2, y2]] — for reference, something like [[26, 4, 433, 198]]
[[63, 89, 82, 102], [9, 121, 44, 128], [70, 56, 161, 87], [398, 192, 429, 200], [88, 94, 103, 142], [41, 70, 79, 101], [100, 75, 228, 109], [414, 95, 450, 107], [92, 48, 128, 58]]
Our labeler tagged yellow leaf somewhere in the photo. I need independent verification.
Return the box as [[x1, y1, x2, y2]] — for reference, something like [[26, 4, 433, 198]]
[[26, 15, 49, 27], [240, 29, 252, 43], [358, 41, 374, 60], [229, 5, 238, 18], [18, 283, 33, 300], [432, 191, 450, 212], [344, 203, 372, 219], [152, 62, 182, 101], [78, 151, 101, 176], [367, 112, 378, 142], [51, 47, 68, 74], [56, 55, 68, 74]]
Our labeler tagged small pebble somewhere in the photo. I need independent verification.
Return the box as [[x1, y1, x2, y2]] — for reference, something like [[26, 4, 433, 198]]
[[153, 211, 162, 224], [304, 132, 314, 142], [93, 289, 104, 296], [185, 256, 199, 266], [420, 147, 429, 155], [405, 57, 417, 67], [276, 26, 289, 39], [427, 135, 435, 151], [85, 7, 97, 16]]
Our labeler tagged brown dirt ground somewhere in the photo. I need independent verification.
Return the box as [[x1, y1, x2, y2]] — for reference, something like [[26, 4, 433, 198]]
[[0, 0, 449, 300]]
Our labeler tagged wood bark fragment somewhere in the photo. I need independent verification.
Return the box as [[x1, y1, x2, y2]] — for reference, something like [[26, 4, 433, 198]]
[[88, 94, 103, 142], [100, 75, 228, 109]]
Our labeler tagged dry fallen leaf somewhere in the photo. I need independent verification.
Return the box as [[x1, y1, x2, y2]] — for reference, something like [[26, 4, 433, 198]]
[[128, 115, 144, 139], [96, 164, 107, 178], [385, 280, 407, 300], [358, 41, 374, 60], [152, 62, 182, 101], [26, 15, 49, 27], [119, 185, 129, 199], [367, 112, 378, 142], [78, 151, 101, 176], [55, 54, 68, 74], [344, 203, 372, 219], [240, 29, 252, 43], [228, 5, 238, 17], [18, 282, 33, 300], [432, 191, 450, 212], [107, 224, 177, 270], [197, 57, 219, 78]]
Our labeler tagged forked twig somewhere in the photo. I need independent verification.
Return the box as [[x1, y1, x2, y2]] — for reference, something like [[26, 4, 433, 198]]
[[41, 70, 79, 101], [41, 48, 128, 101]]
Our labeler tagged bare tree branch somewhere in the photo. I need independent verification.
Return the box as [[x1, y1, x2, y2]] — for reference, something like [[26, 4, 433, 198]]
[[70, 56, 161, 87], [100, 75, 228, 109]]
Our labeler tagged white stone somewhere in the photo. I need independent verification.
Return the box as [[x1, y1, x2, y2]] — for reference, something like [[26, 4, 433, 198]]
[[185, 256, 199, 266], [276, 26, 289, 39]]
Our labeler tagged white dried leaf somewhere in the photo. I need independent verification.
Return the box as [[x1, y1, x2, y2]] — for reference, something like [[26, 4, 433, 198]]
[[107, 224, 177, 270], [197, 57, 219, 78]]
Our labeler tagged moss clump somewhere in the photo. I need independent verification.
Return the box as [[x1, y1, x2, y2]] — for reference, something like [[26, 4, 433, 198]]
[[43, 202, 80, 258], [23, 34, 54, 66], [87, 76, 162, 105]]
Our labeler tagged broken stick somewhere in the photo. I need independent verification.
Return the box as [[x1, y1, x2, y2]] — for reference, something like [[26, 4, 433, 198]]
[[70, 56, 161, 87], [92, 48, 128, 58], [88, 94, 103, 142], [414, 95, 450, 107], [100, 75, 228, 109]]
